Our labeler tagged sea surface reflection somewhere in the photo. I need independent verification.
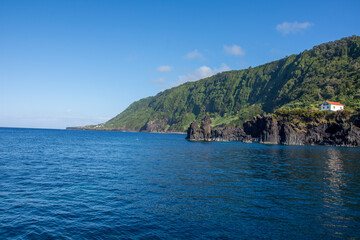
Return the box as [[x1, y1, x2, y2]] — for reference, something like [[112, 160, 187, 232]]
[[0, 128, 359, 239]]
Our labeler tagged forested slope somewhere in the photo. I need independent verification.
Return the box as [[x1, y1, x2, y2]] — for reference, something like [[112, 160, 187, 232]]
[[72, 36, 360, 132]]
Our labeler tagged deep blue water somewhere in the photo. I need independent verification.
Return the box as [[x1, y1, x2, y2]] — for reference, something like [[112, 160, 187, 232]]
[[1, 128, 360, 239]]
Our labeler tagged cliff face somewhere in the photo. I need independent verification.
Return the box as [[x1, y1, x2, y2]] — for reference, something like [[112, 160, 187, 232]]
[[186, 111, 360, 147], [139, 117, 169, 132], [186, 115, 248, 142]]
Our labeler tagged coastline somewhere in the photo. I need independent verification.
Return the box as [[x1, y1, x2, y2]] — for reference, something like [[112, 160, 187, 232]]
[[186, 111, 360, 147], [66, 127, 186, 135]]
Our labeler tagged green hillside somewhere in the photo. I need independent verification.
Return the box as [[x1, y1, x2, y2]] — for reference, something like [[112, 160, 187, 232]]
[[79, 36, 360, 132]]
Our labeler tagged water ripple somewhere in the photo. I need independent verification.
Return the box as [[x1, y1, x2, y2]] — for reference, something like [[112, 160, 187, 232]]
[[1, 128, 360, 239]]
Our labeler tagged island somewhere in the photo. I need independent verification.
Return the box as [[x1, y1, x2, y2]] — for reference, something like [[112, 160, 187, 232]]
[[67, 36, 360, 147]]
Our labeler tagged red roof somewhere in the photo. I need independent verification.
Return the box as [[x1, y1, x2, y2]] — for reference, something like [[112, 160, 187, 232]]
[[325, 101, 344, 106]]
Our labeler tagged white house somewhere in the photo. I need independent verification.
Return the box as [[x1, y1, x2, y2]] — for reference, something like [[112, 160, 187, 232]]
[[320, 101, 344, 112]]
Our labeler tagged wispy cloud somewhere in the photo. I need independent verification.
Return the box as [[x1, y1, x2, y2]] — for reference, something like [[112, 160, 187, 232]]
[[223, 45, 245, 56], [170, 64, 230, 87], [276, 21, 313, 35], [156, 65, 172, 72], [184, 49, 205, 60], [151, 77, 166, 84]]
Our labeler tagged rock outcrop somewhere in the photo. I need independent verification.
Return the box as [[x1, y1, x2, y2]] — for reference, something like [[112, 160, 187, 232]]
[[186, 115, 248, 142], [140, 117, 169, 132], [186, 112, 360, 147]]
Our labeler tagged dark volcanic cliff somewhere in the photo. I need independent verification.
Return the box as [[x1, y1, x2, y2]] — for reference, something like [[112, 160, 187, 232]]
[[186, 110, 360, 147]]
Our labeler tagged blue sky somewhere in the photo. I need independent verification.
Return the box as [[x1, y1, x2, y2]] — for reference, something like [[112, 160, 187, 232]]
[[1, 0, 359, 129]]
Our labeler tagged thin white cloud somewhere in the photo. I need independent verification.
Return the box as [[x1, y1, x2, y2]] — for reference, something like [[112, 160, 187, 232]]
[[224, 45, 245, 56], [156, 65, 172, 72], [170, 64, 230, 87], [276, 21, 313, 35], [184, 49, 205, 60], [151, 77, 165, 84]]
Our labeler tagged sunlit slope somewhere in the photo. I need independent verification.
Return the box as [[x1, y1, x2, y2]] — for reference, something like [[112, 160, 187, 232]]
[[83, 36, 360, 132]]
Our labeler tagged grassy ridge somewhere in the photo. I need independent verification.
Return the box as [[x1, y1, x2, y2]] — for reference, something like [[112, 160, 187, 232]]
[[83, 36, 360, 132]]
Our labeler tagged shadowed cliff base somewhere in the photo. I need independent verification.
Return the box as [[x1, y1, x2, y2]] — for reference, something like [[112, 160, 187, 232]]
[[186, 110, 360, 147]]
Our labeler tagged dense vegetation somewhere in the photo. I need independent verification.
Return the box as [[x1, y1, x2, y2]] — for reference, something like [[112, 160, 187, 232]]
[[272, 108, 359, 127], [82, 36, 360, 132]]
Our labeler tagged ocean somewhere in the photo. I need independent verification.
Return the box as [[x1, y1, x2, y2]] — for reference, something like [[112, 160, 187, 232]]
[[1, 127, 360, 239]]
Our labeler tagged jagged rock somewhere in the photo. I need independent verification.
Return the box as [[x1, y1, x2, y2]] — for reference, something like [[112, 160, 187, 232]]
[[186, 115, 213, 141], [201, 114, 212, 140], [186, 113, 360, 147], [187, 114, 248, 142], [140, 117, 169, 132], [211, 126, 249, 142], [279, 122, 306, 145], [186, 121, 203, 140], [243, 115, 280, 144]]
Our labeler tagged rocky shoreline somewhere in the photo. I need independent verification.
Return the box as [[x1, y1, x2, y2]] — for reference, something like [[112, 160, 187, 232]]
[[186, 111, 360, 147]]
